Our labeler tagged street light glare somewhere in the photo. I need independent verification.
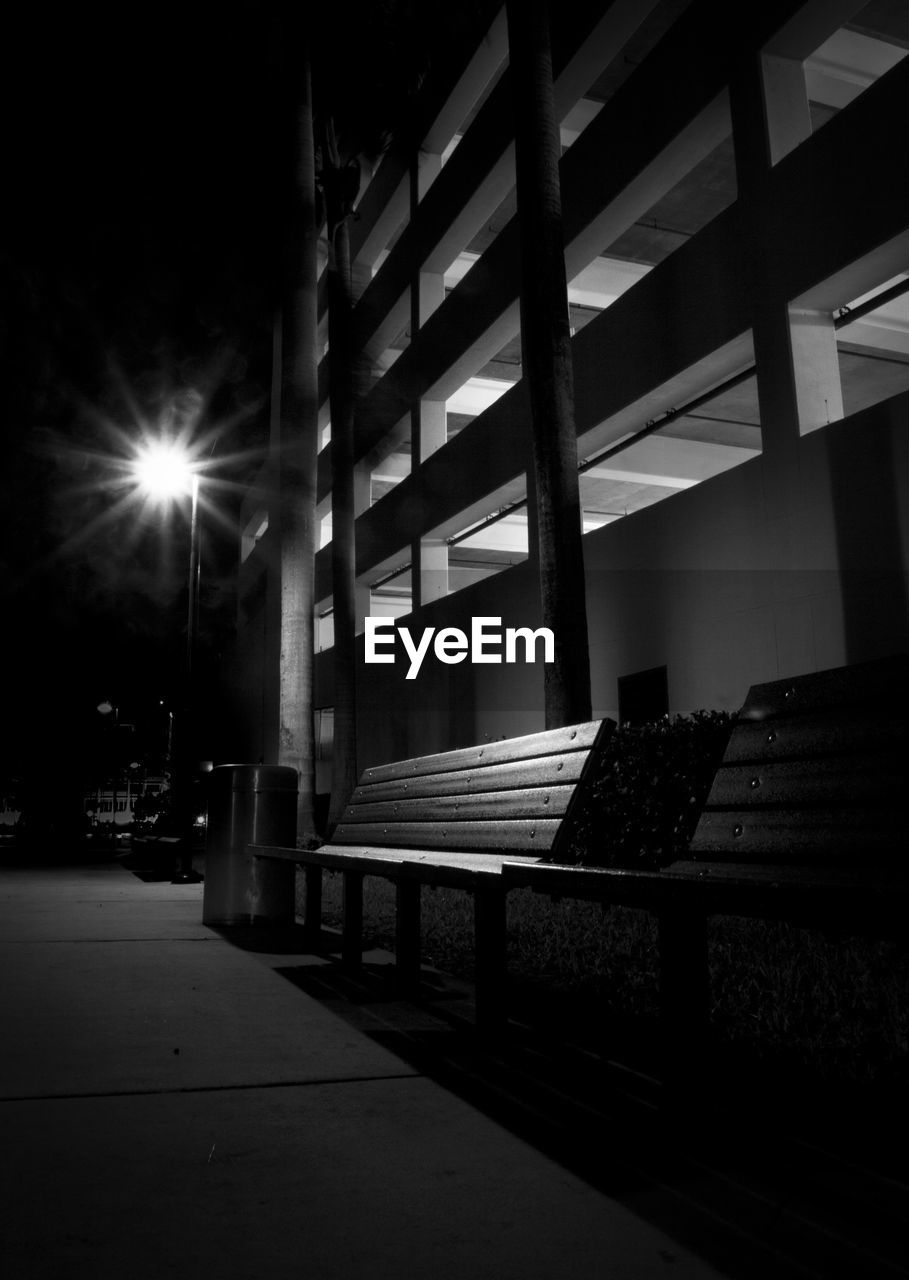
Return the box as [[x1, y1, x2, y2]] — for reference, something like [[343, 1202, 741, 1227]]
[[133, 442, 195, 500]]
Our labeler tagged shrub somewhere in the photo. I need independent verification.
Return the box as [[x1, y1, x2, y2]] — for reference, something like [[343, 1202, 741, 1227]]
[[553, 709, 734, 869]]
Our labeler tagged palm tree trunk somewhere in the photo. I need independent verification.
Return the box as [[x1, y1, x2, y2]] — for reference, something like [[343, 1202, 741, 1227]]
[[277, 33, 319, 841], [506, 0, 591, 728], [326, 207, 360, 829]]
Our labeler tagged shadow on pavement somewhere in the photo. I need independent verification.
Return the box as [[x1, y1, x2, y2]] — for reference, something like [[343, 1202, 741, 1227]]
[[260, 953, 908, 1280]]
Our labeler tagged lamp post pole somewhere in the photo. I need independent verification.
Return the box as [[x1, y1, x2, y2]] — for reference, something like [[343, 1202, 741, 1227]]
[[186, 473, 201, 694], [172, 473, 204, 883], [130, 435, 206, 883]]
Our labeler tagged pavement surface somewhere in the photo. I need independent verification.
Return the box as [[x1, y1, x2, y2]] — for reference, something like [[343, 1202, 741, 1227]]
[[0, 853, 732, 1280]]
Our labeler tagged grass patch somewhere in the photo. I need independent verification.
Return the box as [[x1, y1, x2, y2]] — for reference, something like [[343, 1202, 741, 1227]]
[[296, 870, 909, 1085], [710, 917, 909, 1084]]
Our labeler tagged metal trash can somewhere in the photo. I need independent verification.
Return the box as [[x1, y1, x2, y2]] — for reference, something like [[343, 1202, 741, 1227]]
[[202, 764, 298, 926]]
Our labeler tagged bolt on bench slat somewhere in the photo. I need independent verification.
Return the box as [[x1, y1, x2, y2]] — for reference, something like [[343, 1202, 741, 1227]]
[[359, 720, 605, 785], [350, 751, 589, 803], [705, 755, 904, 808], [341, 785, 576, 826], [331, 817, 564, 852], [689, 807, 906, 861], [722, 712, 909, 763]]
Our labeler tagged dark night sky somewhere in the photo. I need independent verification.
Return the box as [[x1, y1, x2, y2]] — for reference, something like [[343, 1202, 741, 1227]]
[[2, 8, 284, 784], [1, 4, 485, 794]]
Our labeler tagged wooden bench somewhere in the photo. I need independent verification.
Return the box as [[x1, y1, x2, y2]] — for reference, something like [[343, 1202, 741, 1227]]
[[253, 718, 614, 1028], [503, 653, 909, 1072], [253, 654, 906, 1068]]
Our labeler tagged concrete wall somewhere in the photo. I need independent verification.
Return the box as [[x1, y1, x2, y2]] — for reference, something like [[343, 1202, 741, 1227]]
[[229, 4, 909, 780], [309, 391, 909, 772]]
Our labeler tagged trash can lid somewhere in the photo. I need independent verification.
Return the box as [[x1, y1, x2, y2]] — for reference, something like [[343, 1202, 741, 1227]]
[[210, 764, 298, 793]]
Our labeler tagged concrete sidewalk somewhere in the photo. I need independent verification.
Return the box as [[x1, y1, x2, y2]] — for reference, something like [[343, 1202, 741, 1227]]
[[0, 856, 730, 1280]]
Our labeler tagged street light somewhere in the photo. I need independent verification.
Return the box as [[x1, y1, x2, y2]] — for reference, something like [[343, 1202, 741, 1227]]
[[132, 441, 204, 884]]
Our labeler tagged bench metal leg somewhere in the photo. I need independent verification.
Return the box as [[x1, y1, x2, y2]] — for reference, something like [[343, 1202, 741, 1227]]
[[474, 883, 507, 1036], [302, 865, 323, 949], [658, 908, 709, 1098], [342, 871, 364, 970], [395, 880, 421, 993]]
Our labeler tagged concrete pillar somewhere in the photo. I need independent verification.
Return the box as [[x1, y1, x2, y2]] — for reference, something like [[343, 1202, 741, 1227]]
[[420, 540, 449, 605], [353, 463, 371, 631], [416, 150, 442, 202], [416, 399, 449, 606], [419, 269, 445, 324], [415, 151, 445, 326], [731, 51, 828, 472], [736, 49, 843, 445], [410, 152, 449, 609], [351, 260, 373, 303], [762, 54, 813, 165], [730, 49, 819, 675], [749, 296, 802, 481], [353, 462, 371, 517], [419, 400, 447, 453], [789, 308, 844, 434]]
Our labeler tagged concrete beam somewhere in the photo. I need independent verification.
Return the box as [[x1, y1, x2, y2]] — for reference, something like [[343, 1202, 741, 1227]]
[[353, 0, 808, 468], [764, 0, 867, 60], [330, 0, 909, 580]]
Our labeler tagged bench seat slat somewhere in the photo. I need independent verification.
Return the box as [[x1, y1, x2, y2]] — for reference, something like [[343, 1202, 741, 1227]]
[[251, 844, 405, 874], [359, 720, 609, 785], [341, 784, 576, 825], [350, 752, 589, 804], [252, 843, 541, 888], [706, 756, 906, 808], [723, 713, 908, 764], [738, 655, 909, 721], [250, 844, 309, 864], [503, 855, 909, 896], [330, 847, 539, 878], [331, 817, 562, 852], [502, 859, 908, 936], [690, 808, 905, 860], [664, 859, 909, 889]]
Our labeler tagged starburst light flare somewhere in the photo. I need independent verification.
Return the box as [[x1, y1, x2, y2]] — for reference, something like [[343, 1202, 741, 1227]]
[[132, 441, 196, 500]]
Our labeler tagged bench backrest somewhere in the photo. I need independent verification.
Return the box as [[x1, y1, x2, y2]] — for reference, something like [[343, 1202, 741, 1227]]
[[678, 654, 908, 880], [332, 720, 614, 856]]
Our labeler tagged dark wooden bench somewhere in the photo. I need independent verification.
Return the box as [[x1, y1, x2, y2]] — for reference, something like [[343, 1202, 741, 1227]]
[[253, 654, 906, 1066], [252, 718, 615, 1028], [503, 653, 909, 1072]]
